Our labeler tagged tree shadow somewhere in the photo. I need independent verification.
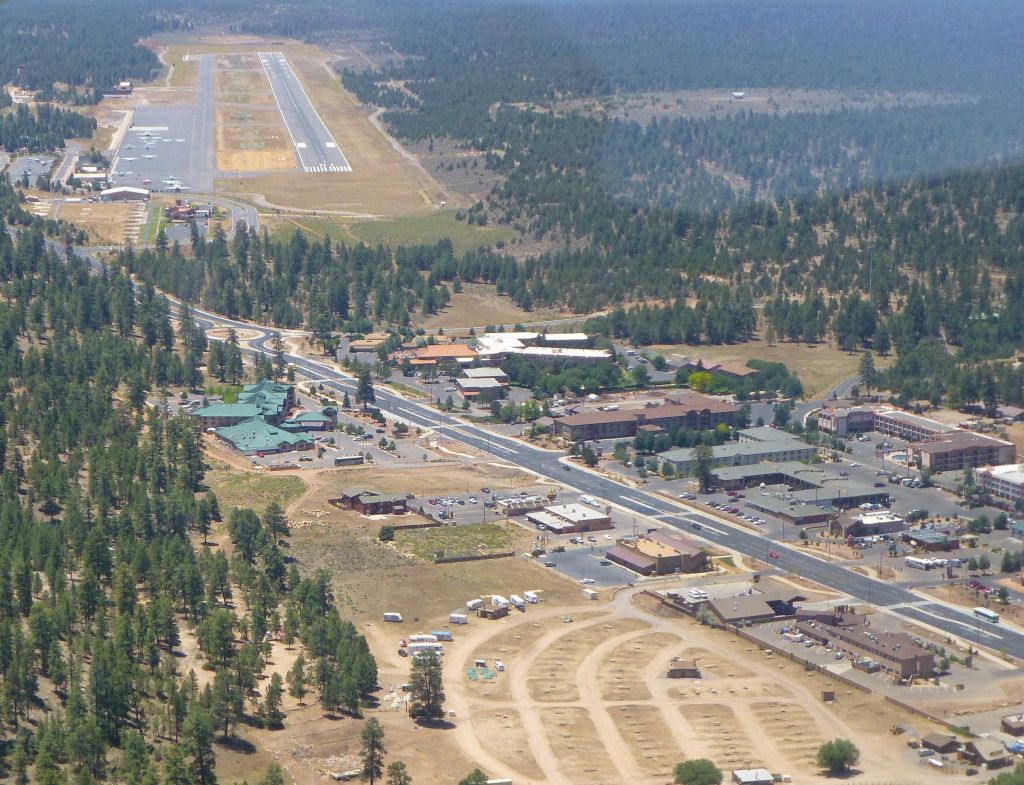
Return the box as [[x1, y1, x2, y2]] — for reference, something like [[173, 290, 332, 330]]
[[217, 736, 257, 754], [412, 718, 455, 730]]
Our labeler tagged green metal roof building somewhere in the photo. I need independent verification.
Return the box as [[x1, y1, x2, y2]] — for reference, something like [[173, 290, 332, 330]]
[[214, 417, 313, 456], [282, 411, 333, 431]]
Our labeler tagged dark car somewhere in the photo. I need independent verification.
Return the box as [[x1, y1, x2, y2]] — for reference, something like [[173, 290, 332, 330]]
[[691, 522, 702, 530]]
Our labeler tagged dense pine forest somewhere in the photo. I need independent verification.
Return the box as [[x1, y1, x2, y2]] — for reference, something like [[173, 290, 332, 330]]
[[0, 104, 96, 154], [0, 179, 376, 783], [0, 0, 163, 103]]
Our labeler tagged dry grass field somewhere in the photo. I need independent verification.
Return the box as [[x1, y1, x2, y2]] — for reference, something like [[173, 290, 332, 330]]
[[194, 444, 960, 785], [213, 51, 298, 172], [51, 200, 144, 245], [652, 338, 893, 399], [417, 281, 569, 330]]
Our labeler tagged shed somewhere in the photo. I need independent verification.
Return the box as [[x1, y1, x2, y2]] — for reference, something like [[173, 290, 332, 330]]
[[922, 733, 961, 755], [667, 659, 701, 679], [1001, 713, 1024, 736], [731, 769, 774, 785]]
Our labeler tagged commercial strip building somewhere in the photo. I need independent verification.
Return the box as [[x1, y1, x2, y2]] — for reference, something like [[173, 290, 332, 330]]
[[711, 462, 890, 512], [604, 530, 707, 576], [658, 428, 815, 475], [901, 530, 960, 552], [525, 503, 613, 534], [337, 489, 410, 515], [794, 609, 935, 679], [747, 496, 837, 526], [552, 392, 738, 442], [214, 417, 313, 456], [473, 332, 611, 365], [708, 592, 803, 625], [818, 405, 1015, 471], [461, 367, 509, 384], [455, 376, 507, 402], [830, 510, 906, 539]]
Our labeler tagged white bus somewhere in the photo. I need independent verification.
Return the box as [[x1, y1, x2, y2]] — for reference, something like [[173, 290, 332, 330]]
[[974, 607, 999, 623]]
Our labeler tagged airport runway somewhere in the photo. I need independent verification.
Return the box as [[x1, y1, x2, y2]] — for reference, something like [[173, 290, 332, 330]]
[[259, 51, 352, 173], [191, 54, 216, 192]]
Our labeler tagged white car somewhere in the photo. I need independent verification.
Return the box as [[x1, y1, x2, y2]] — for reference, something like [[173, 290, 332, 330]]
[[580, 578, 596, 585]]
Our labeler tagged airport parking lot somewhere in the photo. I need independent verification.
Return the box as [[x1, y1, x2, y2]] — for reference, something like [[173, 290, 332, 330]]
[[8, 155, 55, 186]]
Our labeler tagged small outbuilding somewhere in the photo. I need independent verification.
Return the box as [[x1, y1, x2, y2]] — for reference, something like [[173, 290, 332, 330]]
[[922, 733, 961, 755], [1001, 713, 1024, 736], [667, 659, 701, 679], [731, 768, 774, 785]]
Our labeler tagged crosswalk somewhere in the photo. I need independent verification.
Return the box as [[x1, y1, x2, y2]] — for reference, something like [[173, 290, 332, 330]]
[[882, 600, 931, 611], [303, 163, 352, 173]]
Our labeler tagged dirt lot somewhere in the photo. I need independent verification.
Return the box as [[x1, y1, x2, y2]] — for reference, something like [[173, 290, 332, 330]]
[[437, 592, 960, 784], [417, 281, 568, 331], [51, 200, 144, 245]]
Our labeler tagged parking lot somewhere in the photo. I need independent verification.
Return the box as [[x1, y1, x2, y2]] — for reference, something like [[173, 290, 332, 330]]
[[414, 484, 643, 587], [8, 155, 55, 186]]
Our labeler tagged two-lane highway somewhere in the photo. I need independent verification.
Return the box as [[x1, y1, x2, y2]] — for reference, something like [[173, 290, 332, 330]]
[[62, 249, 1024, 661]]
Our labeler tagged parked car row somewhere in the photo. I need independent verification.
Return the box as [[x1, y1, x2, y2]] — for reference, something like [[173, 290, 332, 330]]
[[966, 580, 995, 595]]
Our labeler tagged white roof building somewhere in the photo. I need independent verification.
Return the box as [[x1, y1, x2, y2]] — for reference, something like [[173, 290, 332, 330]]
[[100, 186, 149, 201]]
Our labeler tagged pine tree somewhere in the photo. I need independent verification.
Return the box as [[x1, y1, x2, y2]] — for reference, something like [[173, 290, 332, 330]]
[[360, 717, 386, 785], [288, 654, 307, 704]]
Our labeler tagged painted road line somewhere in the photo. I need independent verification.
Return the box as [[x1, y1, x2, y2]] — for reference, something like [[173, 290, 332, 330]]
[[621, 495, 662, 513]]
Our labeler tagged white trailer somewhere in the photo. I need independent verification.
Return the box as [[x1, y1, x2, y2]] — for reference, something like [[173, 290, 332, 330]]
[[905, 556, 933, 570], [408, 642, 444, 656], [466, 598, 484, 611], [383, 612, 403, 622], [509, 594, 526, 610], [523, 590, 539, 604], [491, 595, 510, 608], [408, 634, 439, 644], [583, 588, 598, 600], [449, 613, 469, 625]]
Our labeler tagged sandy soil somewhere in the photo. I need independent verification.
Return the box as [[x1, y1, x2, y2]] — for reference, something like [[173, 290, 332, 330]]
[[417, 282, 568, 331], [51, 201, 142, 245], [434, 592, 964, 784]]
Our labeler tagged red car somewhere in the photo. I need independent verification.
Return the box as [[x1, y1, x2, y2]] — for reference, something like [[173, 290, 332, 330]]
[[768, 551, 781, 559]]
